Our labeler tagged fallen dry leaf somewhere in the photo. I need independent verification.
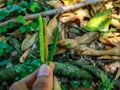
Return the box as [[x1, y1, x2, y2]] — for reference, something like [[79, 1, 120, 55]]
[[111, 19, 120, 30], [57, 32, 99, 49], [77, 32, 99, 44], [46, 0, 63, 8], [6, 30, 21, 38], [98, 55, 120, 60], [76, 47, 120, 56], [104, 1, 113, 9], [20, 48, 31, 62], [60, 13, 79, 23], [47, 15, 58, 44], [113, 0, 120, 8], [57, 39, 78, 49], [54, 76, 62, 90], [60, 9, 89, 23], [0, 35, 7, 43], [100, 34, 120, 47], [115, 68, 120, 80], [111, 14, 120, 20], [75, 9, 90, 22], [21, 33, 38, 51], [55, 47, 66, 55], [105, 62, 120, 73]]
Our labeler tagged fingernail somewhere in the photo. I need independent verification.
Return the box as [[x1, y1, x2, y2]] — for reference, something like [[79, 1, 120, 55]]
[[38, 64, 50, 77]]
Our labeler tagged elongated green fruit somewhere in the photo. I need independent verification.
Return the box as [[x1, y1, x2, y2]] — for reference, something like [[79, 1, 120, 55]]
[[38, 14, 44, 63], [48, 27, 59, 62], [44, 20, 48, 61]]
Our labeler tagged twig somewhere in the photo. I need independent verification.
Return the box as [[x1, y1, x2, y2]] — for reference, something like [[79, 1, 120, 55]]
[[0, 0, 103, 27]]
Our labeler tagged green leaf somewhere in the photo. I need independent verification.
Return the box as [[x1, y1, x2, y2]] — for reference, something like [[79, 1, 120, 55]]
[[0, 10, 10, 20], [0, 26, 7, 33], [0, 59, 10, 67], [30, 2, 40, 12], [8, 22, 14, 29], [0, 48, 4, 55], [38, 14, 44, 63], [30, 5, 35, 12], [18, 7, 27, 14], [66, 43, 72, 47], [70, 80, 80, 88], [19, 26, 26, 33], [20, 1, 29, 8], [16, 15, 26, 24], [82, 80, 91, 88], [30, 21, 38, 29], [83, 9, 112, 32], [33, 2, 40, 9], [61, 85, 67, 90], [6, 1, 13, 8], [9, 5, 21, 12], [48, 27, 59, 62], [0, 41, 8, 49]]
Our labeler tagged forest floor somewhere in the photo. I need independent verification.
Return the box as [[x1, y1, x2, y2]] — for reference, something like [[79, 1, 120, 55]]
[[0, 0, 120, 90]]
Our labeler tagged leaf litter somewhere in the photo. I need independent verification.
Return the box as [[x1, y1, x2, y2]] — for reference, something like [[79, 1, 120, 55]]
[[0, 0, 120, 90]]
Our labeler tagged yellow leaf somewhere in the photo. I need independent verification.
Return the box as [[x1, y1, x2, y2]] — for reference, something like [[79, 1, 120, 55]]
[[21, 33, 38, 51], [62, 0, 75, 5], [62, 0, 82, 5], [53, 76, 62, 90]]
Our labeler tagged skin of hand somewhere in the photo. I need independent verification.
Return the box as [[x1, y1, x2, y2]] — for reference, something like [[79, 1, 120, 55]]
[[9, 62, 55, 90]]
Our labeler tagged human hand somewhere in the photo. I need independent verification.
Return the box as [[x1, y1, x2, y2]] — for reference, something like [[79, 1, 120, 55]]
[[9, 62, 54, 90]]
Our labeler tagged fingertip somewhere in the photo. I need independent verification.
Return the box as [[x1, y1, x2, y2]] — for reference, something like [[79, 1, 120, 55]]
[[50, 62, 55, 71]]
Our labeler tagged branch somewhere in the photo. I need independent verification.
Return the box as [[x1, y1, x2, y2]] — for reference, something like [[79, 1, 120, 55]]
[[0, 0, 103, 27]]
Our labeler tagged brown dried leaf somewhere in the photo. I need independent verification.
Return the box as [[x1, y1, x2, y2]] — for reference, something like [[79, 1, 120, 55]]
[[60, 13, 78, 23], [6, 30, 22, 38], [115, 68, 120, 80], [104, 1, 113, 9], [46, 0, 63, 8], [20, 48, 31, 62], [97, 55, 120, 60], [75, 9, 90, 22], [57, 32, 99, 49], [77, 32, 99, 44], [60, 9, 89, 23], [105, 62, 120, 73], [47, 15, 58, 44], [111, 14, 120, 20], [77, 47, 120, 56], [21, 33, 38, 51], [100, 34, 120, 47], [53, 76, 62, 90], [113, 0, 120, 8], [55, 47, 66, 55], [57, 39, 78, 49], [0, 35, 7, 43], [111, 19, 120, 30]]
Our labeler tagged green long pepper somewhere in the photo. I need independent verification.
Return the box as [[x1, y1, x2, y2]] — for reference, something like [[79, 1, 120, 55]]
[[38, 14, 44, 63], [38, 14, 59, 64]]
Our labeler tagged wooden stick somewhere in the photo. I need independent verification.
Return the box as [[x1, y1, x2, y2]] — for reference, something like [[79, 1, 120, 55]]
[[0, 0, 103, 27]]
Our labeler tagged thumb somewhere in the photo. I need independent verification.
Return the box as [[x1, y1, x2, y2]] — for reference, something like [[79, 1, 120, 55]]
[[32, 64, 54, 90]]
